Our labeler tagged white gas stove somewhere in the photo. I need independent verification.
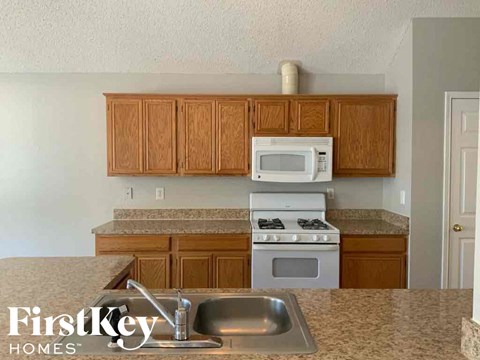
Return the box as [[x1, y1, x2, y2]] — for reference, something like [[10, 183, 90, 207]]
[[250, 193, 340, 288]]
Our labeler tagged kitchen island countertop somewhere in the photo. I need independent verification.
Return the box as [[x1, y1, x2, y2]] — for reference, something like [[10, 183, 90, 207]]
[[0, 256, 470, 359]]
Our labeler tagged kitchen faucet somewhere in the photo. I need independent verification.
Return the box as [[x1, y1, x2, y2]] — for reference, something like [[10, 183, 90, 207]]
[[126, 279, 188, 341]]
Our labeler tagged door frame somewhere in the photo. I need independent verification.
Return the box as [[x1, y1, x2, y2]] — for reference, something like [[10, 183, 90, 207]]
[[441, 91, 480, 289]]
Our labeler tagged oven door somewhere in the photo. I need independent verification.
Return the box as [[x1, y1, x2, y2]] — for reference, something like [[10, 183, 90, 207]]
[[252, 146, 318, 182], [251, 244, 339, 289]]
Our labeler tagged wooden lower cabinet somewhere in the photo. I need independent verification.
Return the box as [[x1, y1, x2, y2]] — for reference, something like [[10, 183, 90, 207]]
[[176, 251, 250, 289], [177, 254, 213, 288], [341, 235, 407, 289], [96, 234, 250, 289], [137, 255, 170, 289], [214, 253, 249, 288]]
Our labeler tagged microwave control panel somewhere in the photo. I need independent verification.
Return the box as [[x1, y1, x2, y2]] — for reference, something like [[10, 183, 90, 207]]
[[318, 152, 328, 172]]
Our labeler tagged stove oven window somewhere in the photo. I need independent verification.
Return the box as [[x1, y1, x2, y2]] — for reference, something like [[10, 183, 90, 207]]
[[272, 258, 319, 278]]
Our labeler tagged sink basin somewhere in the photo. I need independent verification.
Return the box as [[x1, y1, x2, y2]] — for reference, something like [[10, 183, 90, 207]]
[[193, 296, 292, 336], [51, 292, 316, 355]]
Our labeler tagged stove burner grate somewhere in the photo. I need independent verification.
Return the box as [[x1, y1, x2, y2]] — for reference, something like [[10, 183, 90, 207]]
[[297, 218, 329, 230], [258, 218, 285, 230]]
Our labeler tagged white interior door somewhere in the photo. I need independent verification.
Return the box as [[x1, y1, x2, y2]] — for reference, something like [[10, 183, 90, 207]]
[[448, 96, 479, 288]]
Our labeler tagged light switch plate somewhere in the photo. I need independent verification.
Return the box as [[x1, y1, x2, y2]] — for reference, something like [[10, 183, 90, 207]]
[[400, 190, 406, 205], [124, 187, 133, 201], [156, 188, 165, 200], [326, 188, 335, 200]]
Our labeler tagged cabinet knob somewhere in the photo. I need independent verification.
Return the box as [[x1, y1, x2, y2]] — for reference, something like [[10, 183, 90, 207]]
[[452, 224, 464, 232]]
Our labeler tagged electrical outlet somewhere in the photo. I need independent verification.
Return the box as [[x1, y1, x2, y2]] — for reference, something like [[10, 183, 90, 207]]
[[124, 187, 133, 201], [400, 190, 406, 205], [156, 187, 165, 200], [326, 188, 335, 200]]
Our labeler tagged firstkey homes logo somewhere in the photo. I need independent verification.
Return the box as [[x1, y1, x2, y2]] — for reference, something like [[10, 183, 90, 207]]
[[7, 306, 158, 355]]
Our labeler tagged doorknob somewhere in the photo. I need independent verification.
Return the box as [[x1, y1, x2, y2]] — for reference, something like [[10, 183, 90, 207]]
[[452, 224, 464, 232]]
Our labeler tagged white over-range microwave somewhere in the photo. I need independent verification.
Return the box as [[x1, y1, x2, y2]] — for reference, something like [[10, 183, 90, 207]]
[[251, 137, 333, 183]]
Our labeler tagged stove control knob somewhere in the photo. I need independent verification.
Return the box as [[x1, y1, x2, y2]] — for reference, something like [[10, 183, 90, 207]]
[[322, 235, 330, 242], [312, 235, 320, 242], [292, 235, 300, 242], [262, 234, 270, 242], [273, 235, 280, 242]]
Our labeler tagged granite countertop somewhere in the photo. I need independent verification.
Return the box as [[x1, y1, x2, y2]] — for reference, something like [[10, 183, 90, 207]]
[[0, 257, 470, 359], [92, 219, 252, 235], [93, 209, 409, 236], [329, 219, 409, 235], [0, 256, 134, 359], [92, 219, 407, 236]]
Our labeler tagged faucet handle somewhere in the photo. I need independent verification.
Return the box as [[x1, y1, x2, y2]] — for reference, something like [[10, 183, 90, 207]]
[[175, 288, 183, 309]]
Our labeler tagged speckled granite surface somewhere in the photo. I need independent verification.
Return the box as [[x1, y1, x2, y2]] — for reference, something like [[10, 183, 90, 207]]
[[327, 209, 409, 235], [0, 256, 134, 359], [114, 208, 249, 220], [329, 219, 409, 235], [0, 257, 471, 359], [94, 208, 408, 236], [92, 219, 251, 235], [462, 317, 480, 359]]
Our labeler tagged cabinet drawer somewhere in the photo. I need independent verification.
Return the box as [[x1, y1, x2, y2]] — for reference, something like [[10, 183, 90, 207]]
[[96, 236, 171, 253], [175, 235, 250, 252], [342, 236, 406, 253]]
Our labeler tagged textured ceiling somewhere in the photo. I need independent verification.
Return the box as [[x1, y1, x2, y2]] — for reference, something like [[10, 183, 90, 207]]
[[1, 0, 479, 74]]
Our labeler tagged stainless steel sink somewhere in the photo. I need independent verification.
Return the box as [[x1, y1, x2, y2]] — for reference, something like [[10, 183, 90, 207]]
[[193, 296, 292, 336], [51, 292, 316, 355]]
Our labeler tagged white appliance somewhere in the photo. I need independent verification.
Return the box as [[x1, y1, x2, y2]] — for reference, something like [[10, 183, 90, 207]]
[[250, 192, 340, 288], [251, 137, 333, 183]]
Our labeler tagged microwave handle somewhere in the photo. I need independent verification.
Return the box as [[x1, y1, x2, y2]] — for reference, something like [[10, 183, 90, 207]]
[[310, 147, 317, 181]]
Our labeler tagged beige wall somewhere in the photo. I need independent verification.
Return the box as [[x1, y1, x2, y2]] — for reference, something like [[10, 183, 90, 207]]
[[0, 73, 385, 258], [473, 81, 480, 323], [383, 24, 413, 217], [410, 18, 480, 288]]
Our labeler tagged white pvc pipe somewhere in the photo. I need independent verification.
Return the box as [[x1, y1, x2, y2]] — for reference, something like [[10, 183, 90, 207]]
[[281, 62, 298, 94]]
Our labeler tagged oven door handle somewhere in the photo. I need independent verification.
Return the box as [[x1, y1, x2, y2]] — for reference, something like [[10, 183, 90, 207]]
[[310, 147, 317, 181], [253, 244, 339, 251]]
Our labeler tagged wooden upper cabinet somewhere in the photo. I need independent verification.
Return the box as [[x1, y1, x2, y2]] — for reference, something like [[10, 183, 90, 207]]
[[253, 99, 289, 135], [332, 97, 395, 176], [107, 99, 143, 174], [291, 99, 330, 135], [216, 100, 249, 175], [144, 99, 177, 174], [182, 100, 216, 174]]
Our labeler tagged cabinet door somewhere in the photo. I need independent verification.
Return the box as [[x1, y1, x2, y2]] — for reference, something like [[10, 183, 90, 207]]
[[182, 100, 216, 174], [333, 98, 395, 176], [291, 100, 330, 135], [136, 255, 170, 289], [144, 99, 177, 174], [107, 99, 143, 174], [213, 253, 250, 288], [253, 100, 289, 135], [341, 253, 406, 289], [216, 100, 249, 174], [177, 254, 212, 288]]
